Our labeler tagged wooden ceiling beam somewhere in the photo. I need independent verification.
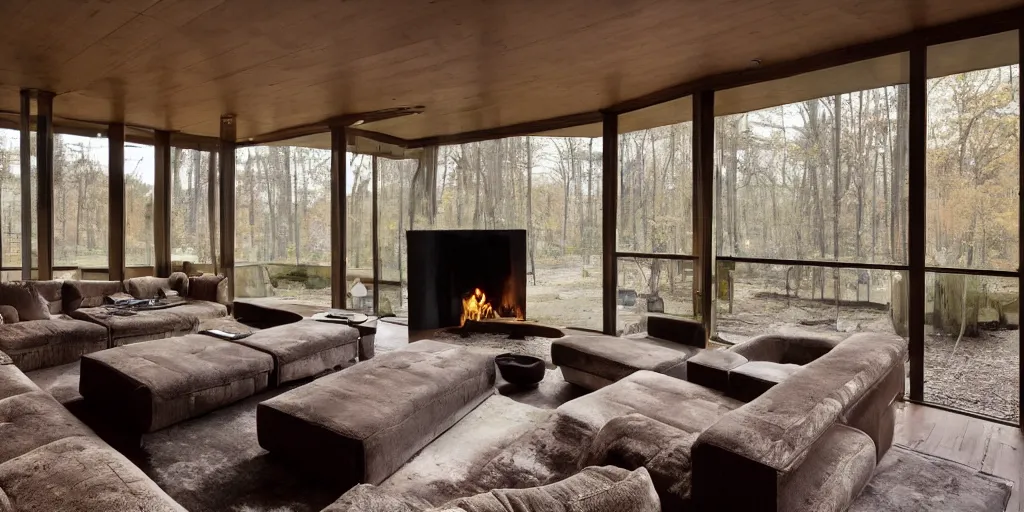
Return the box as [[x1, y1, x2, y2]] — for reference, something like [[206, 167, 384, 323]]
[[238, 107, 423, 147]]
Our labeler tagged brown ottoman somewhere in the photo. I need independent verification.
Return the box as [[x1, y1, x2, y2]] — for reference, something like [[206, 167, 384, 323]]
[[257, 340, 495, 486], [231, 319, 360, 386], [80, 334, 274, 432]]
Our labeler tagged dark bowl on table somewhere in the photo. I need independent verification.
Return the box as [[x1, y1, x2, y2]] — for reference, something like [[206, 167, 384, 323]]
[[495, 353, 546, 387]]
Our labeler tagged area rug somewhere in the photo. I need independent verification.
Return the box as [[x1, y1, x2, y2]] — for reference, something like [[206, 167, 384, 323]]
[[849, 445, 1012, 512]]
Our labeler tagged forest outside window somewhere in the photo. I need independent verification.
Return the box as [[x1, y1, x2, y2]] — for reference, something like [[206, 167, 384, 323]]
[[615, 97, 696, 334], [169, 149, 216, 270], [234, 144, 332, 306], [923, 31, 1019, 423], [0, 129, 22, 278], [125, 143, 155, 268], [54, 134, 109, 274]]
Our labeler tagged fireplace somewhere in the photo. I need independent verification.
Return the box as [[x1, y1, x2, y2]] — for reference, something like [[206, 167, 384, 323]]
[[407, 229, 527, 332]]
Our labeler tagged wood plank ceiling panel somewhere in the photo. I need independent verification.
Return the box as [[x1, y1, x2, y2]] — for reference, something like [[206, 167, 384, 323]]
[[0, 0, 1015, 142]]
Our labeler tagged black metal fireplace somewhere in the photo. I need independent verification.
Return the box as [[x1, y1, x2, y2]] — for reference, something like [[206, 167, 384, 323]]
[[407, 229, 527, 332]]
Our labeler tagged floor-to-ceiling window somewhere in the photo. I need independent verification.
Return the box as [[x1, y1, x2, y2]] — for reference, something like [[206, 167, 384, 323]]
[[925, 31, 1019, 422], [169, 149, 217, 273], [616, 98, 696, 334], [53, 133, 109, 278], [711, 55, 911, 345], [124, 143, 155, 271], [0, 129, 22, 281], [234, 143, 332, 306]]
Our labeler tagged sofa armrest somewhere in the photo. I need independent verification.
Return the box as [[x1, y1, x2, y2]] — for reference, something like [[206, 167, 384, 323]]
[[686, 350, 747, 393]]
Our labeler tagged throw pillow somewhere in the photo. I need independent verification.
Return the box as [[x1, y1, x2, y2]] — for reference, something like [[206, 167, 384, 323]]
[[188, 275, 226, 302], [0, 305, 19, 324], [0, 282, 50, 321], [0, 350, 11, 365]]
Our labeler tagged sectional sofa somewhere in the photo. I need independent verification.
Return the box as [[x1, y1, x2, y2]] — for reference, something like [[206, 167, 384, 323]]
[[0, 273, 229, 371], [270, 331, 906, 512]]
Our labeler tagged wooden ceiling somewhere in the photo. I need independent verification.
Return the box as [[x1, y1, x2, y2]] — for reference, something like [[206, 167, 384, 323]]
[[0, 0, 1018, 144]]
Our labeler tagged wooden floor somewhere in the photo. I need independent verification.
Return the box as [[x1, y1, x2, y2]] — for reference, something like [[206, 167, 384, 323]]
[[896, 403, 1024, 511]]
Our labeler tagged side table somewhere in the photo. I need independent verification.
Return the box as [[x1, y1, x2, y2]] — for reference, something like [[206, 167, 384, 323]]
[[311, 312, 378, 360]]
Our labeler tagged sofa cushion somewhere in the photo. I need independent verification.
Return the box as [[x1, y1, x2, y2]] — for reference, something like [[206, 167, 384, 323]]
[[0, 318, 109, 371], [558, 370, 741, 434], [80, 334, 274, 432], [258, 340, 496, 487], [61, 280, 124, 313], [0, 436, 186, 512], [583, 414, 695, 510], [125, 273, 189, 299], [0, 390, 85, 465], [440, 466, 660, 512], [0, 282, 49, 321], [70, 306, 200, 344], [0, 306, 17, 325], [552, 335, 701, 389]]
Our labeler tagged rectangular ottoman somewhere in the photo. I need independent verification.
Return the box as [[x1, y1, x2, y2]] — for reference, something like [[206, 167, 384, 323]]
[[80, 335, 275, 432], [257, 340, 496, 487], [231, 319, 360, 386]]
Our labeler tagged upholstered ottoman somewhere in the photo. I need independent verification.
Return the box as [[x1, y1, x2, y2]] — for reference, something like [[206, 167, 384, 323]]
[[231, 319, 360, 386], [80, 334, 274, 432], [257, 340, 496, 486], [551, 334, 703, 390]]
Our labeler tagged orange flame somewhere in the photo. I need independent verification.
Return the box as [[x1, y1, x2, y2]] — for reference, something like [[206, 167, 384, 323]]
[[460, 283, 524, 326]]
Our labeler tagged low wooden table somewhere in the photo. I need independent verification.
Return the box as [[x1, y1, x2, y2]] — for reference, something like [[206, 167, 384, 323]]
[[311, 311, 378, 360]]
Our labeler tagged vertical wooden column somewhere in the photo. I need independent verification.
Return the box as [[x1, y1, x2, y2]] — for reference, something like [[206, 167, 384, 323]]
[[18, 90, 31, 279], [35, 91, 54, 281], [602, 113, 618, 334], [331, 126, 347, 309], [908, 46, 927, 402], [153, 130, 172, 277], [693, 90, 715, 344], [219, 116, 236, 299], [108, 123, 126, 281], [371, 155, 380, 314]]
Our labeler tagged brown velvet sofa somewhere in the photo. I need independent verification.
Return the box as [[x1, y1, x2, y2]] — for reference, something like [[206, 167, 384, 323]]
[[323, 332, 906, 512], [0, 273, 230, 371], [0, 351, 185, 510]]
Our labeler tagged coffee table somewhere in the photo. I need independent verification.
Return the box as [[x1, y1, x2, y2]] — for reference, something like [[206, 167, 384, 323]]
[[312, 311, 378, 360]]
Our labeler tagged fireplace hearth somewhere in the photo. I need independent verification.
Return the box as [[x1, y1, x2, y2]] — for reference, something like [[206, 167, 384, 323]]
[[407, 229, 527, 332]]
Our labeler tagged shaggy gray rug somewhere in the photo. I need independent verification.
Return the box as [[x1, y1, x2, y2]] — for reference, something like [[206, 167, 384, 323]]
[[850, 445, 1012, 512]]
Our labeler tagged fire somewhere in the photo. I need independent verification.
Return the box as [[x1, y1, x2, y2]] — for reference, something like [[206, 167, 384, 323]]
[[461, 288, 496, 325], [460, 283, 524, 326]]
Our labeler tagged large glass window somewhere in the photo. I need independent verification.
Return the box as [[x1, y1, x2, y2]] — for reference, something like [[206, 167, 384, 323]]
[[347, 152, 375, 312], [924, 32, 1019, 422], [616, 98, 695, 334], [235, 144, 332, 306], [711, 56, 910, 343], [0, 129, 22, 277], [125, 143, 155, 268], [53, 134, 109, 270], [169, 149, 216, 271], [376, 157, 417, 317]]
